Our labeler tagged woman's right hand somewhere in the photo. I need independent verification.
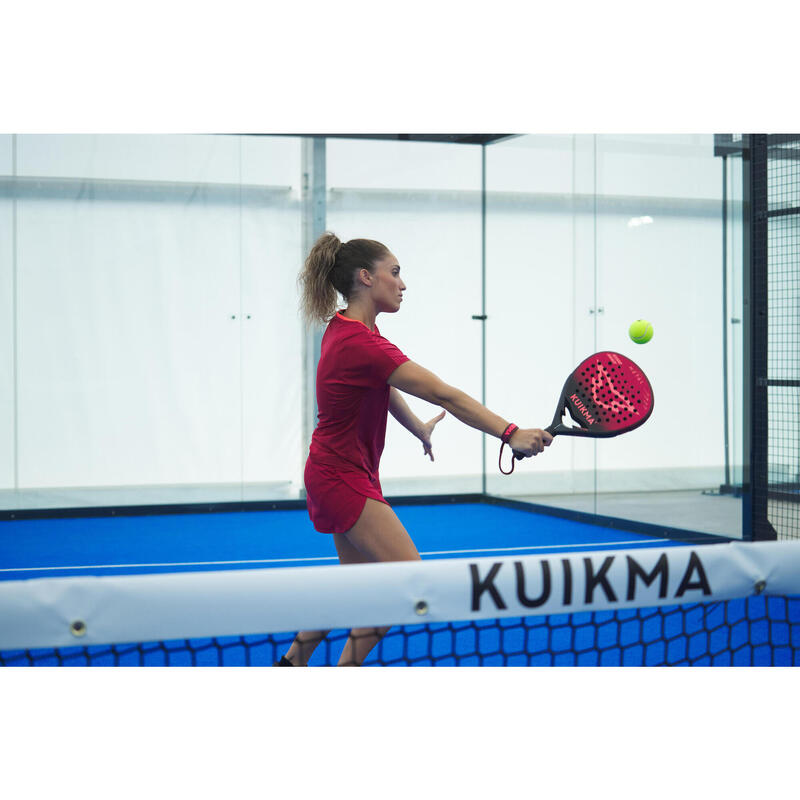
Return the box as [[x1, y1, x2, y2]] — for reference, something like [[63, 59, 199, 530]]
[[509, 427, 553, 457]]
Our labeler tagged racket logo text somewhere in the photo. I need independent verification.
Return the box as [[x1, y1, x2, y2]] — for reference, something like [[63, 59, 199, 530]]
[[569, 393, 596, 425]]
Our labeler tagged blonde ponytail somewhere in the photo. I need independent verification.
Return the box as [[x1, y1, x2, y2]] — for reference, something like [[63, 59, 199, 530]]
[[299, 232, 341, 325], [299, 232, 390, 325]]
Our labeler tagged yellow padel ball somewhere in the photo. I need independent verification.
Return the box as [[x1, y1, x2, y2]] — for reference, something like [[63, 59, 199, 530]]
[[629, 319, 653, 344]]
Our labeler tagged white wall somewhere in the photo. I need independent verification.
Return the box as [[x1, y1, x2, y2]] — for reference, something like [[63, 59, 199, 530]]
[[3, 135, 303, 495]]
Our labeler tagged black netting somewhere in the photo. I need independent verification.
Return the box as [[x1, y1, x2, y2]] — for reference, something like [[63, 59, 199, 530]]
[[3, 595, 798, 667], [766, 137, 800, 540]]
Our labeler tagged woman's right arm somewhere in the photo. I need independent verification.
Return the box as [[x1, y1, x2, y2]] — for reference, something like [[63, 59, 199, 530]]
[[387, 361, 552, 456]]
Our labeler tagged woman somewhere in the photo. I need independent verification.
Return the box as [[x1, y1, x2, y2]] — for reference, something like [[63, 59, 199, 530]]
[[275, 233, 553, 666]]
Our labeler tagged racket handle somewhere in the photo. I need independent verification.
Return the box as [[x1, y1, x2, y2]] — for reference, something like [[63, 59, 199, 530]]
[[514, 425, 558, 460]]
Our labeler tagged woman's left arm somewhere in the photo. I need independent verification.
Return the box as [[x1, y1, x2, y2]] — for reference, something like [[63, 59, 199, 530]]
[[389, 387, 445, 461]]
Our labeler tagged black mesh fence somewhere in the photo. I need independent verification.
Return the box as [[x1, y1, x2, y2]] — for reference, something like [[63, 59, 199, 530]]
[[766, 136, 800, 539]]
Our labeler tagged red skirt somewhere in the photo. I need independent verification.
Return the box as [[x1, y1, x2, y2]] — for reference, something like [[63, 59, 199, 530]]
[[304, 458, 389, 534]]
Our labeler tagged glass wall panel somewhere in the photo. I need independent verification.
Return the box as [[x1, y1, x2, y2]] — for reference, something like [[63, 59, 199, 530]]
[[484, 135, 597, 500], [486, 134, 743, 539], [1, 134, 303, 510], [326, 139, 484, 495], [592, 135, 740, 537], [240, 136, 304, 501]]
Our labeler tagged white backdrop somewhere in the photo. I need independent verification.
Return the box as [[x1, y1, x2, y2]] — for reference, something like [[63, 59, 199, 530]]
[[1, 134, 303, 498]]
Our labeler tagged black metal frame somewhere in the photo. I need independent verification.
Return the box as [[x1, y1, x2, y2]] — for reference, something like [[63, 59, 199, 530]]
[[744, 134, 800, 540], [746, 135, 775, 540], [721, 153, 731, 490], [715, 134, 781, 540]]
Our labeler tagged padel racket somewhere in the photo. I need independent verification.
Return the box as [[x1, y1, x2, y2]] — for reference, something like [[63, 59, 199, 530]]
[[502, 351, 654, 474]]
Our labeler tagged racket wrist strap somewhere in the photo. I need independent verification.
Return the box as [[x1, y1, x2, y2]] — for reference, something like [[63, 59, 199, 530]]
[[500, 423, 519, 444], [499, 423, 519, 475]]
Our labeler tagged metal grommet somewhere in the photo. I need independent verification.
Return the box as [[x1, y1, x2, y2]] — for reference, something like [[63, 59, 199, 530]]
[[70, 620, 87, 638], [414, 600, 429, 616], [754, 580, 767, 595]]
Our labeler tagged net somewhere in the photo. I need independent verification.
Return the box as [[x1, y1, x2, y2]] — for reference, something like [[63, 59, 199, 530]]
[[2, 541, 800, 667]]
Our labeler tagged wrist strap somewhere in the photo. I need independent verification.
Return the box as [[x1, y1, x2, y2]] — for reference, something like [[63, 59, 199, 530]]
[[500, 423, 519, 444], [499, 424, 519, 475]]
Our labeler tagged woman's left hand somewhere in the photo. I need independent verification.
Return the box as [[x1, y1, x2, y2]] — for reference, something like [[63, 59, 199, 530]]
[[420, 411, 446, 461]]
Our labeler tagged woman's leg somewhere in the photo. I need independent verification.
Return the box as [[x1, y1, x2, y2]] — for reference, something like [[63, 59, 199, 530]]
[[280, 497, 419, 666], [280, 521, 373, 666], [335, 498, 421, 666], [280, 629, 330, 666]]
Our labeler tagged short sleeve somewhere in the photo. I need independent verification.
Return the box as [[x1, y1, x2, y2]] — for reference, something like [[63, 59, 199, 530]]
[[341, 329, 409, 388]]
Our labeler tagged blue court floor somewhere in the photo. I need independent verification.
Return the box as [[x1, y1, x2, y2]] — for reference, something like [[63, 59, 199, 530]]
[[0, 502, 684, 582]]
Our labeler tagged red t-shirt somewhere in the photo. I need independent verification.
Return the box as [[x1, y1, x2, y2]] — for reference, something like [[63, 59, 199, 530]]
[[308, 312, 409, 481]]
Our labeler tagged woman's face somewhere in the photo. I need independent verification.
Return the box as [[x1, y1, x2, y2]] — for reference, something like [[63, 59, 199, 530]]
[[369, 253, 406, 313]]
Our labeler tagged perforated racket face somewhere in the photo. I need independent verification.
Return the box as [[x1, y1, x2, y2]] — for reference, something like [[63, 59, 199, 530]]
[[558, 351, 653, 437]]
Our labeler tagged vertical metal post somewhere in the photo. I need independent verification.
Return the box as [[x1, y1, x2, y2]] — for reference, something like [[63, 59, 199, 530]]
[[741, 138, 753, 538], [300, 137, 326, 493], [745, 134, 775, 540], [722, 155, 731, 490]]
